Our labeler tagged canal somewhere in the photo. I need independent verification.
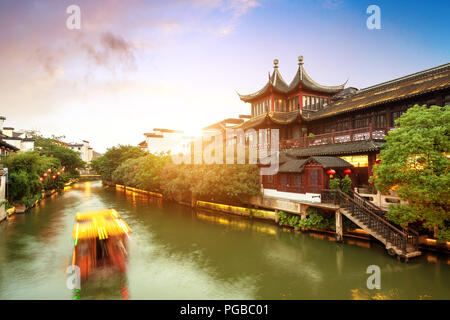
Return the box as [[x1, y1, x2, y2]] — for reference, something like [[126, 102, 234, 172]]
[[0, 181, 449, 300]]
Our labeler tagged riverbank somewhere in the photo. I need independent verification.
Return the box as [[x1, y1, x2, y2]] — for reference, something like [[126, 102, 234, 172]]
[[109, 182, 450, 255], [1, 178, 79, 222]]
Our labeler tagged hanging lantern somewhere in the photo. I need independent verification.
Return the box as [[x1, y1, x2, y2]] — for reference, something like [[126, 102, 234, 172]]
[[39, 177, 43, 182], [326, 169, 336, 178], [375, 159, 381, 165], [62, 167, 65, 172], [48, 168, 52, 173], [343, 169, 352, 175], [52, 175, 56, 179], [57, 172, 61, 176], [43, 173, 48, 178]]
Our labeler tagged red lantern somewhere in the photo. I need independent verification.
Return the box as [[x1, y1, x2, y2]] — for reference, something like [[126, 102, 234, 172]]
[[43, 173, 48, 178], [62, 167, 65, 172], [375, 159, 381, 164], [327, 169, 336, 178], [48, 168, 52, 173], [57, 172, 60, 176], [52, 175, 56, 179], [343, 169, 352, 175], [39, 177, 43, 182]]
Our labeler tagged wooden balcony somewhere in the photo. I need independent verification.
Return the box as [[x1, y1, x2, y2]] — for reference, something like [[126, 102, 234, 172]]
[[280, 125, 393, 150]]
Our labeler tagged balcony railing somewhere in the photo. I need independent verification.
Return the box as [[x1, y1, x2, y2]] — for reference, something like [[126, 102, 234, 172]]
[[280, 125, 393, 150]]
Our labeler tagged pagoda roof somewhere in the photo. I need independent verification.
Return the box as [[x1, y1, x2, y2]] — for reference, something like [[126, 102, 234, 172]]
[[238, 57, 346, 102], [288, 56, 347, 93], [233, 110, 304, 130], [309, 62, 450, 120]]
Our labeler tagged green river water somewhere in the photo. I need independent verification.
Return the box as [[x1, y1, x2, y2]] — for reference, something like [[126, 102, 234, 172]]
[[0, 181, 448, 300]]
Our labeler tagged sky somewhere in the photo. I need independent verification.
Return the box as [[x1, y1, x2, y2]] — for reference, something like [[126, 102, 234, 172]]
[[0, 0, 449, 153]]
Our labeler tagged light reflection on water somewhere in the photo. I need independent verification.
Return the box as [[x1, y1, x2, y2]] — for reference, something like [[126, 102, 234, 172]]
[[0, 181, 448, 300]]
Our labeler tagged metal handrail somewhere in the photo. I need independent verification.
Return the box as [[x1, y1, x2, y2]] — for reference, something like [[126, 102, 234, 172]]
[[322, 189, 416, 253], [351, 190, 419, 244]]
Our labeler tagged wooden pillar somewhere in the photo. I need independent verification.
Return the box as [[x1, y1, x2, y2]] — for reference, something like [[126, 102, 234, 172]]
[[191, 194, 197, 208], [335, 210, 343, 242]]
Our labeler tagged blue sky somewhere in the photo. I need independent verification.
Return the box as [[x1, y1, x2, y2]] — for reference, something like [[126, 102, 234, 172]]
[[0, 0, 449, 152]]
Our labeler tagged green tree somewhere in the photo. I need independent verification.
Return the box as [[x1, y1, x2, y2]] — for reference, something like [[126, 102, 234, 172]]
[[91, 145, 146, 181], [34, 137, 85, 177], [1, 151, 63, 204], [372, 105, 450, 242]]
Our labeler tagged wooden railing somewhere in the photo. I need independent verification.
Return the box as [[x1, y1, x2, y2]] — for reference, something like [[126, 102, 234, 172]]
[[321, 189, 419, 253], [280, 125, 392, 150]]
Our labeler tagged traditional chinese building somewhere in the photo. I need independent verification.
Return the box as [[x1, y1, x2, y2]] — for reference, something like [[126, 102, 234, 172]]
[[234, 57, 450, 195]]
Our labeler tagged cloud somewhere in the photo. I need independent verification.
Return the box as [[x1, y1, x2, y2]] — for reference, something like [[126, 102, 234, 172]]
[[76, 32, 136, 70], [322, 0, 344, 10]]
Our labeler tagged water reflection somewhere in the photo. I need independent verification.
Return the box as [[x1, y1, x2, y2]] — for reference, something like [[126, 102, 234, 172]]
[[0, 181, 449, 300]]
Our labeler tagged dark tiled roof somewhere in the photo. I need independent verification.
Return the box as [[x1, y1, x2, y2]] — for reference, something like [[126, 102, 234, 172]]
[[278, 156, 352, 173], [138, 140, 148, 147], [234, 111, 303, 130], [288, 63, 346, 94], [307, 156, 353, 169], [287, 140, 383, 157], [278, 158, 308, 173], [238, 58, 345, 102], [310, 63, 450, 120], [0, 139, 19, 151]]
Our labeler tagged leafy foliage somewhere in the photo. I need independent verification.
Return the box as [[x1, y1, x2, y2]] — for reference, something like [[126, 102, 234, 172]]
[[329, 176, 352, 195], [1, 151, 66, 204], [160, 163, 261, 205], [371, 105, 450, 242], [34, 137, 85, 177], [91, 145, 146, 181], [278, 208, 335, 231]]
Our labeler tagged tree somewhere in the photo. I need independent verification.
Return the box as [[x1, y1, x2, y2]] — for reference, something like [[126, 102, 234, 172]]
[[91, 145, 146, 181], [1, 151, 63, 204], [34, 137, 85, 177], [372, 105, 450, 242]]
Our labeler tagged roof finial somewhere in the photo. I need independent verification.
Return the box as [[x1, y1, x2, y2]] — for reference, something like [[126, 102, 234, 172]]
[[298, 55, 304, 66], [273, 59, 279, 69]]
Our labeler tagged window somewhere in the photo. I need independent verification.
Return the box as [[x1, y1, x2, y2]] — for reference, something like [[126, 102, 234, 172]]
[[309, 169, 321, 186], [374, 114, 386, 128], [391, 110, 405, 126], [267, 175, 273, 183], [294, 174, 301, 186], [281, 174, 288, 186]]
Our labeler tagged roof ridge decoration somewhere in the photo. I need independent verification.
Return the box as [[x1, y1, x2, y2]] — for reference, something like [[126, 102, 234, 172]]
[[238, 56, 346, 102], [357, 62, 450, 95], [288, 56, 347, 93]]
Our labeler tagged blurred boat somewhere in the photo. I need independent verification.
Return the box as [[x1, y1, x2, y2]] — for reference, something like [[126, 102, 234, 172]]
[[71, 209, 131, 280]]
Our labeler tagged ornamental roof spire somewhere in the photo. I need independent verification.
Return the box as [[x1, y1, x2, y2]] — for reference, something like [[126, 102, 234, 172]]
[[237, 56, 346, 102]]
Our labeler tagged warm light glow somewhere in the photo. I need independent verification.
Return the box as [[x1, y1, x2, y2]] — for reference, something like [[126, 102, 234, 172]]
[[340, 155, 369, 167]]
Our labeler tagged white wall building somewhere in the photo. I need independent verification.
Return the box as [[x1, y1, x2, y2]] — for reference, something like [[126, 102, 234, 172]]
[[68, 140, 94, 164], [0, 116, 35, 152], [143, 129, 194, 155]]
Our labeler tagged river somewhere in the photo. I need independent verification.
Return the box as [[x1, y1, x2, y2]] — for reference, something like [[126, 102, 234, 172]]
[[0, 181, 448, 300]]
